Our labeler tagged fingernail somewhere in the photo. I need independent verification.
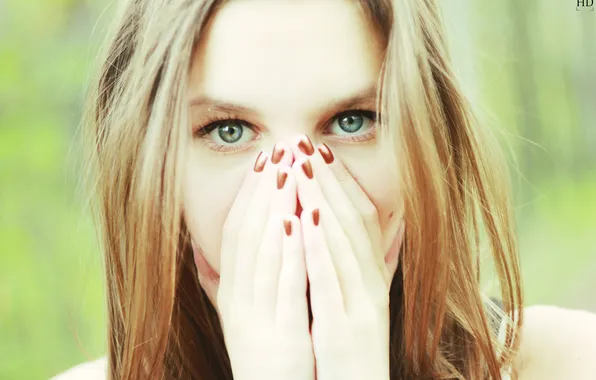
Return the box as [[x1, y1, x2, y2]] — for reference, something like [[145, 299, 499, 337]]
[[253, 151, 267, 172], [301, 160, 313, 179], [271, 144, 284, 164], [312, 209, 320, 226], [277, 170, 288, 189], [283, 219, 292, 236], [318, 143, 334, 164], [298, 135, 315, 156]]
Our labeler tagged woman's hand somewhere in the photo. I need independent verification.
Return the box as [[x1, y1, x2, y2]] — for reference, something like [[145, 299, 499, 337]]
[[291, 137, 405, 380], [194, 147, 315, 380]]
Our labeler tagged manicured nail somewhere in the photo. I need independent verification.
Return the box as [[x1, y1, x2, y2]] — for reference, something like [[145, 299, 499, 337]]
[[271, 144, 284, 164], [298, 135, 315, 156], [277, 170, 288, 189], [318, 143, 334, 164], [283, 219, 292, 236], [312, 209, 320, 226], [301, 160, 313, 179], [253, 151, 267, 172]]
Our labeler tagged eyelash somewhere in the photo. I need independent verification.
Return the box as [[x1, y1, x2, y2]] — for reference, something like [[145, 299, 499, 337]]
[[193, 114, 259, 153], [193, 110, 379, 153]]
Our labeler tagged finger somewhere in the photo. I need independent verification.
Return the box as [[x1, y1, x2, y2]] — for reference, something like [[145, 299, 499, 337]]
[[276, 215, 309, 333], [271, 141, 295, 167], [308, 144, 385, 292], [290, 136, 370, 233], [314, 143, 380, 230], [294, 160, 365, 311], [318, 205, 366, 312], [218, 150, 269, 310], [321, 145, 385, 262], [220, 143, 292, 279], [232, 145, 291, 307], [301, 208, 344, 322], [253, 166, 297, 315]]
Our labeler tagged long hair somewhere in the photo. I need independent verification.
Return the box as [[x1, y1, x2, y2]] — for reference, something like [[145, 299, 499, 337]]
[[84, 0, 524, 378]]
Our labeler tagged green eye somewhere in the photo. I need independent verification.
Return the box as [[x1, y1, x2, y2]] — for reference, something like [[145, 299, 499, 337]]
[[196, 118, 257, 148], [193, 115, 259, 153], [217, 123, 244, 143], [327, 110, 377, 138], [338, 113, 365, 133]]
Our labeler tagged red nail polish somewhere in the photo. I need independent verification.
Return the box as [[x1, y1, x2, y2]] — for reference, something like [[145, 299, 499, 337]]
[[253, 151, 267, 172], [271, 145, 284, 164], [283, 219, 292, 236], [318, 144, 334, 164], [301, 160, 313, 179], [277, 170, 288, 189], [298, 135, 315, 156], [312, 209, 320, 226]]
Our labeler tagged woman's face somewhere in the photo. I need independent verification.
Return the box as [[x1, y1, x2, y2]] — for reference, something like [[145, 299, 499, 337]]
[[184, 0, 402, 302]]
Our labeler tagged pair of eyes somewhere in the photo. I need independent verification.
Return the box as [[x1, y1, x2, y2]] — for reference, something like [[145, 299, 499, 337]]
[[194, 110, 378, 152]]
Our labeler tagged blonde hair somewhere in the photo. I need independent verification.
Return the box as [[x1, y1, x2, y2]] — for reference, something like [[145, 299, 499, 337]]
[[85, 0, 523, 378]]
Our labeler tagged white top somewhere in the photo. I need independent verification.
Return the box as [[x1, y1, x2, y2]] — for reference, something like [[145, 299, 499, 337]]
[[51, 357, 107, 380]]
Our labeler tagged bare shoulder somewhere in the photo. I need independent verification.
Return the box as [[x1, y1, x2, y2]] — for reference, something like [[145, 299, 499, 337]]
[[51, 356, 107, 380], [517, 305, 596, 380]]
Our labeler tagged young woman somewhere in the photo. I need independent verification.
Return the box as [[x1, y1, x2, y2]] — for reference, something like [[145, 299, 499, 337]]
[[56, 0, 596, 379]]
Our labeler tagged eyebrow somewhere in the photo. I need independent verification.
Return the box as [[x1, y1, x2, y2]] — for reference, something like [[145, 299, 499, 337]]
[[189, 84, 379, 118]]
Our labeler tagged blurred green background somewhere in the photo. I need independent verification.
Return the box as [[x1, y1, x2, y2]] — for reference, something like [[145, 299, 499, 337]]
[[0, 0, 594, 379]]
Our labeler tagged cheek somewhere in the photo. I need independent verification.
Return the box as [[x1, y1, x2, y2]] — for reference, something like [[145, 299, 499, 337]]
[[183, 157, 247, 272]]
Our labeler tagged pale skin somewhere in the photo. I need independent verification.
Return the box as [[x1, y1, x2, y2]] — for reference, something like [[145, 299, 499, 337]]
[[54, 0, 596, 379], [185, 2, 402, 379]]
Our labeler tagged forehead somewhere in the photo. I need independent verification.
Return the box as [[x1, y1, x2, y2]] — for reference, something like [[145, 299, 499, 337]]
[[188, 0, 384, 119]]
